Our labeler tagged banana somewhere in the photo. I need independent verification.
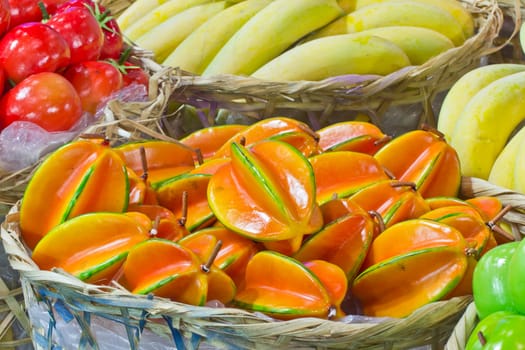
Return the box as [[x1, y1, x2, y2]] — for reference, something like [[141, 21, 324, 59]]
[[135, 1, 228, 63], [117, 0, 171, 31], [355, 26, 454, 65], [251, 33, 411, 81], [355, 0, 474, 38], [488, 125, 525, 192], [437, 64, 525, 143], [509, 126, 525, 194], [202, 0, 345, 76], [163, 0, 274, 74], [306, 0, 466, 46], [449, 71, 525, 179], [122, 0, 213, 41]]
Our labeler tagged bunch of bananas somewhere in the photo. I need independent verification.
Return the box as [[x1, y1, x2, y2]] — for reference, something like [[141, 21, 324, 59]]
[[117, 0, 475, 81], [437, 63, 525, 193]]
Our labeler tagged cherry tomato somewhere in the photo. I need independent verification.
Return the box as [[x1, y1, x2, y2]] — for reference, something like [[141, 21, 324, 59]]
[[53, 0, 123, 60], [0, 72, 83, 132], [47, 5, 104, 64], [0, 0, 9, 36], [63, 60, 123, 115], [122, 61, 150, 92], [7, 0, 66, 30], [0, 22, 70, 83]]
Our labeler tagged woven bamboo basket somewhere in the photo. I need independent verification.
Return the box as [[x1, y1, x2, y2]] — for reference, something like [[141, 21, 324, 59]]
[[2, 176, 525, 350], [488, 0, 525, 64], [0, 275, 32, 350], [144, 0, 506, 129], [444, 303, 478, 350]]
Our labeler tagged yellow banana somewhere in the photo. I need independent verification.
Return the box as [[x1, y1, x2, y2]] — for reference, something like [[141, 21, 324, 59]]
[[438, 64, 525, 143], [163, 0, 274, 74], [122, 0, 213, 41], [488, 126, 525, 192], [202, 0, 344, 76], [135, 1, 228, 63], [355, 0, 474, 38], [450, 71, 525, 179], [117, 0, 171, 31], [251, 33, 411, 81], [306, 0, 465, 46], [355, 26, 454, 65], [509, 127, 525, 194]]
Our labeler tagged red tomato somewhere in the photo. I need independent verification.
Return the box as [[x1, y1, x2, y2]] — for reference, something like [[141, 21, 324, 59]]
[[0, 0, 8, 36], [63, 60, 123, 115], [0, 22, 70, 83], [7, 0, 66, 30], [0, 72, 83, 132], [47, 6, 104, 64], [122, 61, 150, 92], [53, 0, 124, 60]]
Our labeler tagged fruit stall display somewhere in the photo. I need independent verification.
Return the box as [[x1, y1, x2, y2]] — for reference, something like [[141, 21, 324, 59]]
[[1, 0, 525, 349]]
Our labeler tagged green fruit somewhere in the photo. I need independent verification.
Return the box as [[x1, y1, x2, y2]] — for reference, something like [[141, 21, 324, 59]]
[[466, 311, 525, 350], [508, 238, 525, 314], [472, 242, 519, 319]]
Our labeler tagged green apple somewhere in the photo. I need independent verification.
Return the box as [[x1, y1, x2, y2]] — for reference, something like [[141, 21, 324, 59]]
[[508, 237, 525, 314], [472, 241, 519, 319], [466, 311, 525, 349]]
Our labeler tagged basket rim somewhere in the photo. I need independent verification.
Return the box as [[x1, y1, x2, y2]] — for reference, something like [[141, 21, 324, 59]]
[[444, 302, 479, 350]]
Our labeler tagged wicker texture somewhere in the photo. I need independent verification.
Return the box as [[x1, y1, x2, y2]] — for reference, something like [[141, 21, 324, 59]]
[[0, 275, 31, 349], [444, 303, 478, 350]]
